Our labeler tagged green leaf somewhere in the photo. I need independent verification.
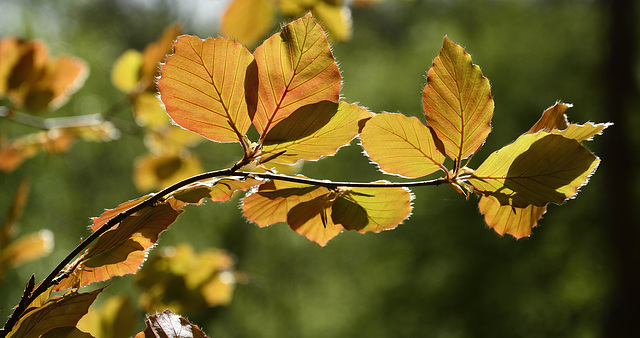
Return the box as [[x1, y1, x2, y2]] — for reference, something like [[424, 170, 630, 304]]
[[8, 288, 104, 338], [261, 101, 373, 164], [251, 12, 341, 136], [469, 132, 599, 208], [360, 112, 445, 178], [158, 35, 254, 143], [422, 37, 493, 162]]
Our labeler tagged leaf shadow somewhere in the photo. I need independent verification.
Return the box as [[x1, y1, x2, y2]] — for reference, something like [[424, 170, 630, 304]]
[[331, 195, 369, 231], [262, 101, 338, 145], [487, 134, 595, 208]]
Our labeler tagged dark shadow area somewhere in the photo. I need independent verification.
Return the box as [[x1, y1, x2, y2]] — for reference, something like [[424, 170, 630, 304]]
[[262, 100, 339, 145]]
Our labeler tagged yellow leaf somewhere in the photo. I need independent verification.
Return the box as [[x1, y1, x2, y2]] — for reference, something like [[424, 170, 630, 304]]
[[111, 49, 143, 93], [221, 0, 276, 47]]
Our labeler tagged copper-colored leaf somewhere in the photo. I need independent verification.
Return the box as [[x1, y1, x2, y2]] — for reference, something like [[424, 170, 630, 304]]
[[360, 112, 445, 178], [469, 133, 599, 208], [261, 101, 373, 164], [251, 12, 341, 135], [91, 194, 153, 232], [1, 229, 54, 268], [478, 196, 547, 239], [422, 37, 493, 162], [55, 204, 181, 291], [24, 55, 88, 111], [8, 288, 104, 338], [221, 0, 276, 47], [159, 35, 254, 143], [135, 310, 208, 338], [528, 102, 570, 133]]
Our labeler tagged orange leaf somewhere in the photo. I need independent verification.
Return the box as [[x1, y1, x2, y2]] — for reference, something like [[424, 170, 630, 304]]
[[8, 288, 104, 338], [159, 35, 254, 143], [221, 0, 276, 47], [422, 37, 493, 162], [24, 55, 88, 112], [91, 194, 153, 232], [360, 112, 445, 178], [261, 101, 373, 164], [55, 204, 181, 291], [527, 102, 570, 133], [242, 179, 327, 227], [251, 12, 341, 135], [135, 310, 207, 338]]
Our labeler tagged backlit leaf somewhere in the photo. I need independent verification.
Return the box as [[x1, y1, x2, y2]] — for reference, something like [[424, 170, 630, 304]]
[[242, 179, 327, 227], [170, 177, 263, 207], [478, 195, 547, 238], [251, 12, 341, 135], [55, 203, 181, 291], [159, 35, 254, 143], [243, 179, 412, 245], [527, 102, 570, 133], [136, 244, 240, 313], [91, 194, 153, 232], [8, 288, 104, 338], [77, 296, 135, 338], [111, 49, 143, 93], [422, 37, 493, 162], [312, 1, 353, 42], [261, 101, 373, 164], [360, 112, 445, 178], [221, 0, 276, 47], [135, 310, 207, 338], [139, 24, 182, 91], [24, 55, 88, 112], [469, 132, 599, 208], [1, 229, 54, 268], [335, 186, 413, 233], [133, 152, 204, 192]]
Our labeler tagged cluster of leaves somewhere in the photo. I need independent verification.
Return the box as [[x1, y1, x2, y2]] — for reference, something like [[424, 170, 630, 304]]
[[0, 37, 118, 173], [1, 12, 608, 338]]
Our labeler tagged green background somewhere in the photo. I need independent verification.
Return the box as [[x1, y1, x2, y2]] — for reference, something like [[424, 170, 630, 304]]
[[1, 0, 638, 337]]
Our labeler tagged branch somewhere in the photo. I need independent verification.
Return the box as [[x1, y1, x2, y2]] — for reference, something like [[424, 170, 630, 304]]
[[0, 167, 450, 335]]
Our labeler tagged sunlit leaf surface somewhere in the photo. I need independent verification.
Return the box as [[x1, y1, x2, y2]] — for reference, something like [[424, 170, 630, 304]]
[[470, 132, 599, 208], [360, 112, 445, 178], [221, 0, 276, 47], [251, 12, 341, 135], [478, 195, 547, 238], [159, 35, 254, 143], [261, 101, 373, 164], [422, 37, 493, 162]]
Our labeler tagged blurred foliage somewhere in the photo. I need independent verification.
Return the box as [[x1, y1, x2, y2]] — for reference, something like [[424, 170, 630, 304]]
[[0, 0, 637, 337]]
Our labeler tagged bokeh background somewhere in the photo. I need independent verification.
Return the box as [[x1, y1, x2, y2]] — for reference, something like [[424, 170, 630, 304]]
[[1, 0, 638, 337]]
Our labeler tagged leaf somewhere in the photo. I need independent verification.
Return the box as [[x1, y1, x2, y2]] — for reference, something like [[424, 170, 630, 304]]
[[169, 177, 263, 208], [139, 24, 182, 91], [478, 195, 547, 239], [40, 326, 93, 337], [159, 35, 254, 143], [527, 101, 570, 133], [111, 49, 143, 93], [1, 229, 54, 269], [422, 37, 493, 162], [333, 186, 413, 234], [24, 55, 88, 112], [133, 152, 204, 192], [90, 194, 154, 232], [77, 296, 135, 338], [55, 203, 181, 291], [8, 288, 104, 338], [261, 101, 373, 164], [221, 0, 276, 47], [251, 12, 341, 135], [0, 129, 75, 173], [242, 179, 327, 227], [312, 1, 353, 42], [135, 310, 208, 338], [136, 244, 240, 313], [469, 132, 599, 208], [242, 179, 413, 246], [360, 112, 445, 178]]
